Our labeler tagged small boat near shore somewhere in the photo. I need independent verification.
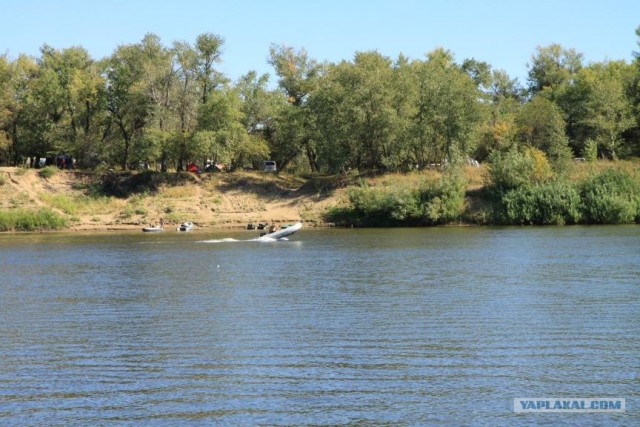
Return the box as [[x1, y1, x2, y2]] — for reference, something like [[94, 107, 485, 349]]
[[178, 222, 193, 232], [142, 226, 164, 232]]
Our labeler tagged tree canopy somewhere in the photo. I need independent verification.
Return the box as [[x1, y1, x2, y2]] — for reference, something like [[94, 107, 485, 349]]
[[1, 28, 640, 172]]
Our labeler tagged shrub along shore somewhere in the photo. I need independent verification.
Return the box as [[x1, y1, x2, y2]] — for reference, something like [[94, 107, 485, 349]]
[[328, 152, 640, 227]]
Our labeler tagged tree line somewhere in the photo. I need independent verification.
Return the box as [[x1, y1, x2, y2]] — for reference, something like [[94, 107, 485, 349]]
[[1, 28, 640, 173]]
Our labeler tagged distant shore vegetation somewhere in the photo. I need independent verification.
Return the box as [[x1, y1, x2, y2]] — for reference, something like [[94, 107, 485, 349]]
[[2, 28, 640, 228]]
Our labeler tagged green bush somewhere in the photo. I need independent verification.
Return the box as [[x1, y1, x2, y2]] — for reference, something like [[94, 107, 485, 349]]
[[580, 168, 639, 224], [330, 168, 466, 227], [488, 147, 552, 194], [501, 179, 582, 225], [346, 184, 421, 226], [0, 208, 67, 231], [419, 171, 466, 224], [38, 166, 58, 179]]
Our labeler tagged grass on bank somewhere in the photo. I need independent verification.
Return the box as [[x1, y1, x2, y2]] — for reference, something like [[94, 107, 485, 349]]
[[38, 166, 57, 179], [39, 192, 121, 216], [0, 208, 67, 231]]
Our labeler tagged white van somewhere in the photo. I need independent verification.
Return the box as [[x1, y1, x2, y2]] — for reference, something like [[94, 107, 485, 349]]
[[263, 160, 277, 172]]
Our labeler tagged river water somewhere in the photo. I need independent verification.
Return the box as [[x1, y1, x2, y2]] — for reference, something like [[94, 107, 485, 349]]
[[0, 226, 638, 426]]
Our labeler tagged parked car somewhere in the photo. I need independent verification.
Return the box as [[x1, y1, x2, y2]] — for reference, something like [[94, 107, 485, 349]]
[[263, 160, 277, 172]]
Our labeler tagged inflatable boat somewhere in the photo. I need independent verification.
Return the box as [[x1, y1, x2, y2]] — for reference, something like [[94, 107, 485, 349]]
[[259, 222, 302, 240]]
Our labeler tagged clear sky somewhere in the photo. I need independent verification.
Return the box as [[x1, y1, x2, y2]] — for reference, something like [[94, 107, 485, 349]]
[[1, 0, 638, 85]]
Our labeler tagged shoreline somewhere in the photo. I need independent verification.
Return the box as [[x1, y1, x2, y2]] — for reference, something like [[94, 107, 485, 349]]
[[2, 163, 640, 233], [5, 220, 638, 235]]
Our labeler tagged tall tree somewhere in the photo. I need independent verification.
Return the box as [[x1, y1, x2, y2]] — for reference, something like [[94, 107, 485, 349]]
[[195, 33, 225, 104], [527, 44, 583, 97], [196, 87, 268, 169], [310, 51, 397, 171], [104, 41, 152, 170], [236, 71, 277, 135], [571, 61, 635, 159], [0, 55, 20, 164], [268, 44, 323, 171], [515, 95, 572, 166], [409, 49, 485, 165], [38, 45, 105, 166]]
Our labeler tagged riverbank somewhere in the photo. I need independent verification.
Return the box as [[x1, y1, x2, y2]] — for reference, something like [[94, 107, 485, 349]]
[[0, 167, 350, 232], [1, 160, 638, 232]]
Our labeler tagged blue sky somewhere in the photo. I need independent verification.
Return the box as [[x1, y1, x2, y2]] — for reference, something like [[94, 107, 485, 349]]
[[1, 0, 638, 85]]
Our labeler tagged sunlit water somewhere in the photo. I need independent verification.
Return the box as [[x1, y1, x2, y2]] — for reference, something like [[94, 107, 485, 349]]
[[0, 226, 638, 426]]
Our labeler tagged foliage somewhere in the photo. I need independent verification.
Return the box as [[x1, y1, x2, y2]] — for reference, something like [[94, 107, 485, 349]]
[[343, 183, 420, 226], [566, 61, 636, 159], [492, 165, 639, 226], [580, 168, 640, 224], [487, 147, 552, 194], [39, 193, 77, 215], [329, 167, 466, 226], [527, 44, 583, 96], [582, 139, 598, 161], [515, 95, 572, 169], [1, 30, 640, 179], [500, 179, 582, 225], [0, 208, 67, 231], [38, 166, 57, 179], [310, 48, 485, 173], [419, 168, 466, 224]]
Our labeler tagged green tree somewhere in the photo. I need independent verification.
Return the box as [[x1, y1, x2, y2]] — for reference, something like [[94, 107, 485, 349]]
[[572, 62, 635, 159], [408, 49, 485, 166], [515, 95, 572, 167], [237, 71, 273, 134], [489, 69, 525, 103], [197, 88, 268, 169], [307, 61, 355, 172], [268, 44, 323, 171], [103, 41, 152, 169], [475, 70, 523, 161], [0, 55, 20, 164], [195, 33, 226, 104], [311, 51, 398, 171], [461, 58, 492, 91], [38, 45, 105, 163], [527, 44, 583, 96]]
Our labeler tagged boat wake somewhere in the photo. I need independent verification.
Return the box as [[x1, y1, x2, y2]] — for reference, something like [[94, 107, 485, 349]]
[[198, 237, 293, 243], [198, 237, 242, 243], [199, 223, 302, 244]]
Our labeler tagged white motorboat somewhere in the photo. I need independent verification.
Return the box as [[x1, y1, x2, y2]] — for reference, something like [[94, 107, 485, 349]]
[[259, 222, 302, 240]]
